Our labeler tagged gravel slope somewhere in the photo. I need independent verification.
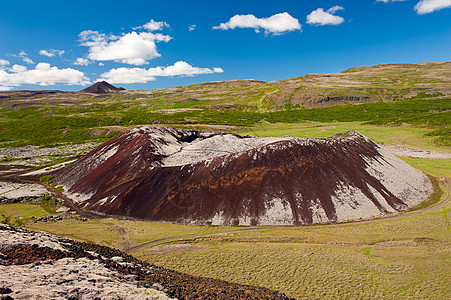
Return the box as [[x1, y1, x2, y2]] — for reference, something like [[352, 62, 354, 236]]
[[0, 224, 293, 300]]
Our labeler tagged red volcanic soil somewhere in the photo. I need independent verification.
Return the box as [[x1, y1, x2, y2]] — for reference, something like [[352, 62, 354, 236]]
[[53, 127, 432, 225]]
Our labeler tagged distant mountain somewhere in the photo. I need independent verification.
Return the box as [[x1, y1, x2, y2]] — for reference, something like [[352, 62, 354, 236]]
[[80, 81, 125, 94], [53, 127, 432, 226]]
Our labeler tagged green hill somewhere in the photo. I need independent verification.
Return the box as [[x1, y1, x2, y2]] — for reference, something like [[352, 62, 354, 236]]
[[0, 61, 449, 147]]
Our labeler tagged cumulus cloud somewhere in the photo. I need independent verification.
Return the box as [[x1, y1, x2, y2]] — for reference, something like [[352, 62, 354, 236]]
[[142, 19, 170, 31], [189, 24, 197, 31], [414, 0, 451, 14], [306, 6, 345, 26], [213, 12, 301, 35], [74, 58, 90, 66], [99, 61, 224, 84], [39, 49, 65, 57], [10, 65, 27, 73], [0, 63, 89, 90], [0, 59, 9, 66], [79, 30, 172, 65]]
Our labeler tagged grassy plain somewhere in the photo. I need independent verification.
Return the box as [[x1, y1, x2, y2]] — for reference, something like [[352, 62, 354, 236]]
[[4, 184, 448, 299], [237, 121, 451, 152], [0, 97, 449, 147], [130, 192, 451, 299], [25, 218, 241, 249], [399, 157, 451, 177], [0, 204, 48, 222]]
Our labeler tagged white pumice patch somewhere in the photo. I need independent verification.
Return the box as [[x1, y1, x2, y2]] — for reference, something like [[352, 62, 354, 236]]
[[257, 197, 294, 225], [331, 185, 385, 222], [162, 134, 288, 167], [20, 159, 77, 176], [382, 145, 451, 159], [364, 147, 432, 207], [0, 224, 69, 252], [308, 199, 330, 224], [0, 257, 173, 300], [0, 181, 48, 199]]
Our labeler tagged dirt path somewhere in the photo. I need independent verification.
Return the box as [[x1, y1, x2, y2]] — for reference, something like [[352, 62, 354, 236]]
[[102, 221, 132, 251], [125, 176, 451, 254]]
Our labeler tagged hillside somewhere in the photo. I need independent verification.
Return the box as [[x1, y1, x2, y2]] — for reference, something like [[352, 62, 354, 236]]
[[81, 61, 451, 109], [269, 61, 451, 107], [0, 62, 449, 110], [0, 61, 449, 148], [53, 127, 432, 225]]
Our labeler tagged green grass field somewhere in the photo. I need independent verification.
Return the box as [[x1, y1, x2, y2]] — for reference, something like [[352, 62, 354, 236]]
[[0, 203, 48, 219], [0, 97, 449, 147], [0, 203, 49, 226], [237, 121, 451, 152], [26, 218, 241, 250], [399, 157, 451, 177], [133, 202, 451, 299]]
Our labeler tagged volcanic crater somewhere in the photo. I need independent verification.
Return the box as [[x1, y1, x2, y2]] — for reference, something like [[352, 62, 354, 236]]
[[53, 126, 433, 225]]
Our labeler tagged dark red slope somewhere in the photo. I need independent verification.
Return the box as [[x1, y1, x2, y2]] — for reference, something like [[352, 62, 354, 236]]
[[53, 127, 431, 225]]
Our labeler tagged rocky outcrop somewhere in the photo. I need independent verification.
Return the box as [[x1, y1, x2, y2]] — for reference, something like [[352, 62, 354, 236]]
[[313, 95, 371, 104], [0, 224, 293, 299], [0, 90, 61, 99], [0, 182, 48, 203], [53, 126, 433, 226]]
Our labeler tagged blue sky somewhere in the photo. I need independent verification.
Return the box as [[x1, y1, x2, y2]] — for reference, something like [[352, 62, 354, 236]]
[[0, 0, 450, 91]]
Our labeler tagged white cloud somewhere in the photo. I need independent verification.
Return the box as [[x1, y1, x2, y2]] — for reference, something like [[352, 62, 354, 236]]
[[16, 51, 34, 64], [99, 61, 224, 84], [79, 30, 172, 65], [0, 63, 89, 90], [414, 0, 451, 14], [0, 59, 9, 66], [39, 50, 54, 57], [39, 49, 65, 57], [189, 24, 197, 31], [306, 6, 345, 26], [213, 12, 301, 35], [22, 57, 34, 64], [10, 65, 27, 73], [142, 19, 170, 31], [74, 58, 90, 66]]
